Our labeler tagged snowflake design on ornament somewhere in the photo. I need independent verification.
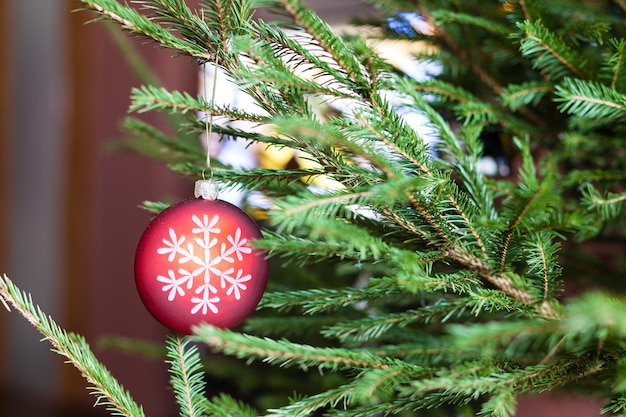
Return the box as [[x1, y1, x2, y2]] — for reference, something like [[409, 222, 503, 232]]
[[155, 213, 253, 315]]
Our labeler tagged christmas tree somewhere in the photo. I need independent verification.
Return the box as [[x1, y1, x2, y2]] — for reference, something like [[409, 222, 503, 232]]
[[2, 0, 626, 416]]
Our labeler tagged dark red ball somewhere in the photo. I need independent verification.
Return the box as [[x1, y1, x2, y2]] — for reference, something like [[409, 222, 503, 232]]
[[134, 198, 269, 334]]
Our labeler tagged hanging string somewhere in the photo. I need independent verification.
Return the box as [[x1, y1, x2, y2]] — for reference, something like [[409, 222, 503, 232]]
[[195, 54, 220, 200], [205, 53, 220, 175]]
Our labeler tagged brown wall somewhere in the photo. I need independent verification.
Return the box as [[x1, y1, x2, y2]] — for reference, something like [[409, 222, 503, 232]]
[[0, 0, 11, 391]]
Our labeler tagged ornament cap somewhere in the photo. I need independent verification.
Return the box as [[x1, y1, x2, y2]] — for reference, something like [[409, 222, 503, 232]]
[[194, 179, 218, 200]]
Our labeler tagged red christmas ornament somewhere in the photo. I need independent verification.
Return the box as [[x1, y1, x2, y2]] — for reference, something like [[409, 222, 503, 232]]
[[134, 183, 269, 334]]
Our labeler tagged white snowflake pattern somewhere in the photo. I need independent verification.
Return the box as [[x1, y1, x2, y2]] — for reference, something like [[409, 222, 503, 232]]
[[224, 269, 252, 300], [157, 270, 187, 301], [156, 213, 255, 315], [157, 229, 185, 262]]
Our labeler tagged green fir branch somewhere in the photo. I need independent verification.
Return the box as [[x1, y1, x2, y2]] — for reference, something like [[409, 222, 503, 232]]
[[410, 78, 478, 106], [320, 300, 471, 343], [523, 231, 563, 304], [607, 38, 626, 89], [258, 231, 384, 264], [139, 0, 216, 52], [555, 77, 626, 120], [258, 283, 413, 315], [120, 117, 206, 164], [0, 274, 146, 417], [129, 85, 270, 124], [204, 393, 258, 417], [264, 365, 419, 417], [394, 270, 482, 296], [355, 100, 431, 176], [566, 169, 626, 185], [498, 138, 549, 272], [449, 292, 626, 360], [271, 190, 374, 227], [581, 183, 626, 219], [399, 356, 603, 410], [501, 81, 553, 111], [392, 77, 463, 157], [517, 19, 588, 80], [244, 315, 342, 338], [79, 0, 211, 60], [478, 387, 517, 417], [498, 186, 544, 273], [274, 0, 371, 93], [264, 383, 358, 417], [170, 164, 324, 192], [166, 336, 209, 417], [193, 325, 413, 371], [238, 62, 360, 101], [247, 19, 363, 95], [432, 10, 511, 36]]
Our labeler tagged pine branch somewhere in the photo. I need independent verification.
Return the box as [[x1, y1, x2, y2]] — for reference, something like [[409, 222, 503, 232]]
[[204, 393, 258, 417], [257, 232, 384, 264], [419, 5, 505, 96], [400, 356, 604, 409], [258, 267, 484, 318], [244, 315, 342, 338], [166, 336, 209, 417], [323, 286, 539, 344], [356, 126, 488, 264], [0, 274, 146, 417], [264, 383, 357, 417], [360, 88, 492, 260], [79, 0, 212, 60], [130, 85, 269, 123], [478, 388, 517, 417], [237, 62, 360, 100], [258, 283, 414, 315], [523, 232, 562, 304], [361, 94, 430, 175], [120, 117, 206, 164], [275, 0, 371, 94], [607, 38, 626, 89], [432, 10, 511, 36], [140, 0, 216, 53], [517, 19, 588, 80], [582, 183, 626, 219], [498, 185, 543, 273], [409, 78, 478, 107], [497, 138, 552, 275], [264, 365, 418, 417], [449, 292, 626, 362], [248, 19, 363, 96], [193, 325, 413, 371], [391, 78, 462, 156], [376, 192, 546, 315], [320, 299, 472, 343], [603, 395, 626, 416], [555, 77, 626, 120], [501, 81, 553, 110]]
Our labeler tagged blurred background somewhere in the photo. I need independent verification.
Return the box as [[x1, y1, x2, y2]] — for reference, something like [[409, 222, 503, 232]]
[[0, 1, 605, 416]]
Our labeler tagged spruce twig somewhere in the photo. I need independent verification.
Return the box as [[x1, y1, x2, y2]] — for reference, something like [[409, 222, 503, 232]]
[[0, 274, 146, 417], [166, 336, 209, 417], [79, 0, 212, 60]]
